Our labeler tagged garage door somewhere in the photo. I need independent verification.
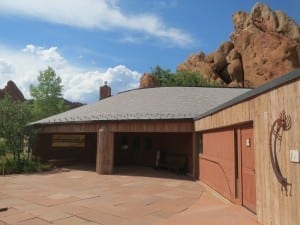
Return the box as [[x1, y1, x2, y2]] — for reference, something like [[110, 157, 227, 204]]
[[199, 129, 236, 200]]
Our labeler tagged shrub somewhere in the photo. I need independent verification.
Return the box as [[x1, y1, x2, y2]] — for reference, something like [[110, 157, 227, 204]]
[[0, 154, 52, 175]]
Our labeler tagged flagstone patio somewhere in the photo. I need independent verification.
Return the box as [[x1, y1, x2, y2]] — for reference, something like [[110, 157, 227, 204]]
[[0, 166, 260, 225]]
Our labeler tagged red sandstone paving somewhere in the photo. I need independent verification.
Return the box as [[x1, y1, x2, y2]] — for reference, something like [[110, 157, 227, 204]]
[[155, 191, 259, 225], [50, 203, 91, 216], [53, 216, 91, 225], [0, 212, 35, 224], [0, 167, 260, 225], [0, 208, 22, 219], [14, 218, 52, 225], [30, 208, 71, 222], [77, 209, 125, 225]]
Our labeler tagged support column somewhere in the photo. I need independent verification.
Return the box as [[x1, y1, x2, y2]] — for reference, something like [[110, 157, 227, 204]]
[[96, 126, 114, 174], [192, 132, 199, 179]]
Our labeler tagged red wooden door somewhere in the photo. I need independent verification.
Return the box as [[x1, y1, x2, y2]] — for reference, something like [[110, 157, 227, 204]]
[[241, 127, 256, 213]]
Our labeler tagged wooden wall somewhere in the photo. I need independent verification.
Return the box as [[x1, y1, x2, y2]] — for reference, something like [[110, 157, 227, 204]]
[[195, 78, 300, 225], [38, 120, 194, 134], [35, 133, 97, 163]]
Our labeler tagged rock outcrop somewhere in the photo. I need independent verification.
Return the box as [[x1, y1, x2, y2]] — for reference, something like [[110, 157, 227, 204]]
[[139, 73, 159, 88], [0, 80, 25, 102], [0, 80, 84, 109], [177, 2, 300, 87]]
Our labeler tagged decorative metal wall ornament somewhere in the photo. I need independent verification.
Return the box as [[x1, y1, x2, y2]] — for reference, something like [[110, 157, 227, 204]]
[[269, 110, 292, 195]]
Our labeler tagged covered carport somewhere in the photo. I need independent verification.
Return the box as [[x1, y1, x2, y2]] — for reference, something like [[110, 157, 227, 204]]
[[114, 132, 193, 173], [96, 119, 195, 176]]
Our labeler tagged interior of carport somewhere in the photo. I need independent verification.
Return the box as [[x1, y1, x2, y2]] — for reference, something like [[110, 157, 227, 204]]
[[113, 132, 193, 174], [35, 131, 194, 175], [35, 132, 97, 167]]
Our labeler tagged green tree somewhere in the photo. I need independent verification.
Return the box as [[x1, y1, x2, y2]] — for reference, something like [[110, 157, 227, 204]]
[[170, 71, 218, 87], [30, 66, 68, 120], [150, 65, 173, 86], [150, 65, 218, 87], [0, 96, 35, 163]]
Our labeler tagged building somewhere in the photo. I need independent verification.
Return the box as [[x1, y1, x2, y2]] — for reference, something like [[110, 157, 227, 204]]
[[32, 86, 249, 176], [195, 69, 300, 225], [31, 68, 300, 225]]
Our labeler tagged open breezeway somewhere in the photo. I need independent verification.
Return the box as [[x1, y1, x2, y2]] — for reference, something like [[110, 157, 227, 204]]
[[0, 167, 259, 225]]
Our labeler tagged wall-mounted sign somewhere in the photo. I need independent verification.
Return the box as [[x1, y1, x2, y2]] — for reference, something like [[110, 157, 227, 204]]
[[52, 134, 85, 148]]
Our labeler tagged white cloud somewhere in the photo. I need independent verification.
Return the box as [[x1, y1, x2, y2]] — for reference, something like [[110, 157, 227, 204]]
[[0, 0, 193, 47], [0, 44, 141, 103], [0, 59, 14, 75]]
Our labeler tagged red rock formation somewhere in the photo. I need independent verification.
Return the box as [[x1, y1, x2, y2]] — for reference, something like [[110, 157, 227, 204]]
[[0, 80, 25, 102], [0, 80, 84, 109], [139, 73, 159, 88], [177, 2, 300, 88]]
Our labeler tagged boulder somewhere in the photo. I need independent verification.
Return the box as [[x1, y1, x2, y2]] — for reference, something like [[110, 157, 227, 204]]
[[228, 59, 243, 82], [139, 73, 159, 88], [177, 2, 300, 88], [205, 51, 227, 74], [218, 41, 234, 55], [232, 31, 300, 86]]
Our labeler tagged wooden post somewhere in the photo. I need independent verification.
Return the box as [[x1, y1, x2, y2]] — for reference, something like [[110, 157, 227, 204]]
[[96, 126, 114, 174], [192, 132, 199, 179]]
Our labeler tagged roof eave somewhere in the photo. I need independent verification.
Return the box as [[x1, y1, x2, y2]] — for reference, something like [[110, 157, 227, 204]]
[[31, 117, 196, 127]]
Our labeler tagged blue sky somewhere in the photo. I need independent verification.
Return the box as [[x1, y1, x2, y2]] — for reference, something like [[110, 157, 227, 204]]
[[0, 0, 299, 103]]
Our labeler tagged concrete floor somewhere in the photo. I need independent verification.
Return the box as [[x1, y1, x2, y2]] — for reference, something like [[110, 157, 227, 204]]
[[0, 166, 260, 225]]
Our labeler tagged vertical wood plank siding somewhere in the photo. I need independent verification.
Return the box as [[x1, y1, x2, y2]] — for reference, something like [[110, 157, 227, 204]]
[[195, 79, 300, 225], [38, 120, 194, 133]]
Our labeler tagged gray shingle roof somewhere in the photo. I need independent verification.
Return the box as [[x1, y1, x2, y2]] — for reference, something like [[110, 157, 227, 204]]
[[31, 87, 251, 125]]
